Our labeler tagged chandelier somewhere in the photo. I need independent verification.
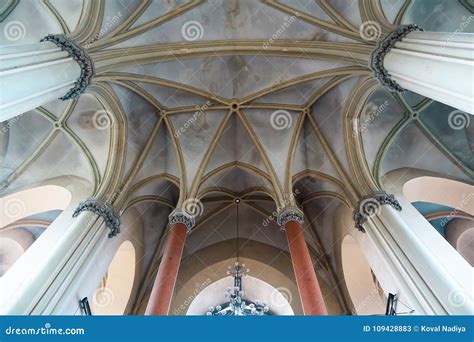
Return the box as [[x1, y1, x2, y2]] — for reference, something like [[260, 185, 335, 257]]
[[206, 262, 269, 316], [206, 199, 270, 316]]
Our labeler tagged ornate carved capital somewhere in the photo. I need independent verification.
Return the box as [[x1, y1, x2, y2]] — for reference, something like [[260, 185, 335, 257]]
[[72, 198, 121, 238], [369, 24, 423, 92], [169, 209, 195, 232], [40, 34, 94, 100], [352, 191, 402, 233], [277, 207, 304, 229]]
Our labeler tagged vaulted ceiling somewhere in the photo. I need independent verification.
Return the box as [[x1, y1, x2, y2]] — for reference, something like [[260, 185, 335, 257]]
[[0, 0, 473, 313]]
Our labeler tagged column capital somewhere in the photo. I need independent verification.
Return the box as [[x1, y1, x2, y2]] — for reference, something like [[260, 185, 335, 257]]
[[40, 34, 94, 100], [369, 24, 423, 92], [169, 209, 195, 233], [72, 198, 121, 238], [352, 191, 402, 233], [277, 206, 304, 228]]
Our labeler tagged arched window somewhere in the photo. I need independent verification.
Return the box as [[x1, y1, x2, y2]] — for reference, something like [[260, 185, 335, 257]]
[[91, 240, 136, 315], [403, 176, 474, 266], [0, 185, 71, 276], [341, 235, 386, 315], [186, 275, 294, 316]]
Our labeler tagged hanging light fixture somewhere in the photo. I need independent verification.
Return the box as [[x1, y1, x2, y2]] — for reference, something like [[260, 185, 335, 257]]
[[206, 199, 269, 316]]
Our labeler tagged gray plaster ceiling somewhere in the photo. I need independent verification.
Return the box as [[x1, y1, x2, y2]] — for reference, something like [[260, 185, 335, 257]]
[[0, 0, 472, 301]]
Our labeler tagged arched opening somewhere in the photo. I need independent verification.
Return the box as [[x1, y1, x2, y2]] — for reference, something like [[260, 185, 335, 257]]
[[457, 228, 474, 266], [186, 275, 294, 316], [341, 235, 386, 315], [0, 185, 71, 276], [91, 240, 136, 315], [403, 176, 474, 266], [403, 176, 473, 215]]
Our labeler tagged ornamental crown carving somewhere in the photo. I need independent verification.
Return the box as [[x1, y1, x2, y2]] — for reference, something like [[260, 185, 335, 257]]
[[40, 34, 94, 100], [72, 198, 121, 238], [277, 207, 304, 228], [169, 209, 195, 232], [369, 24, 423, 92], [352, 191, 402, 233]]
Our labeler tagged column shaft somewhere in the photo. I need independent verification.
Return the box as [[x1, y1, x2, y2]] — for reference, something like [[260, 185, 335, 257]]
[[284, 219, 328, 315], [386, 31, 474, 114], [372, 27, 474, 114], [353, 191, 474, 314], [145, 222, 187, 315], [0, 35, 93, 122], [372, 205, 474, 314], [0, 42, 79, 121]]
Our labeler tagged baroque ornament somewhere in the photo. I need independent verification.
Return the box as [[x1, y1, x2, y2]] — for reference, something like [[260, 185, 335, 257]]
[[353, 191, 402, 233], [369, 24, 423, 92], [40, 34, 94, 100], [168, 209, 195, 232], [72, 198, 121, 238]]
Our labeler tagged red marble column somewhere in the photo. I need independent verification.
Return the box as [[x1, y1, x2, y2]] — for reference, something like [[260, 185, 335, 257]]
[[145, 211, 193, 315], [279, 208, 328, 315]]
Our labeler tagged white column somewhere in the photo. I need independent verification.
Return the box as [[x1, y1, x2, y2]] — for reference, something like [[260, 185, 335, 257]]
[[354, 192, 474, 315], [0, 198, 120, 314], [371, 25, 474, 114], [0, 35, 93, 122]]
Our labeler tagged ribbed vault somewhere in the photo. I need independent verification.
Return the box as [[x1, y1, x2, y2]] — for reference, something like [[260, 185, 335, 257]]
[[0, 0, 472, 315]]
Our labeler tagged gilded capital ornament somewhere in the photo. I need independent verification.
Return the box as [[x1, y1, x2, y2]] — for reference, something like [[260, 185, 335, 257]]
[[72, 198, 121, 238]]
